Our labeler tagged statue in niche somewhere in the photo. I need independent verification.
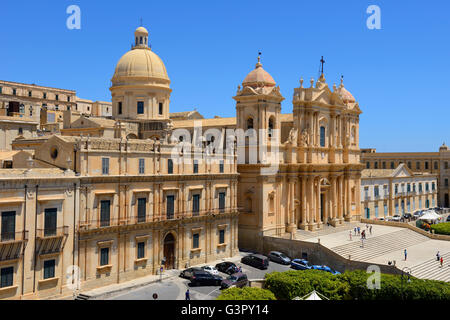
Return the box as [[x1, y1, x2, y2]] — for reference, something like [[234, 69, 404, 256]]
[[301, 127, 309, 147], [287, 127, 298, 146]]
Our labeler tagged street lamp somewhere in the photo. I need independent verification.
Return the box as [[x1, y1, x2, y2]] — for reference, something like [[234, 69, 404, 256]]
[[400, 267, 412, 300]]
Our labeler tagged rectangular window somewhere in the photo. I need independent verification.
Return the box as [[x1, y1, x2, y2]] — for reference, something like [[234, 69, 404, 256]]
[[219, 229, 225, 244], [384, 204, 388, 216], [137, 198, 146, 223], [43, 260, 55, 279], [12, 89, 16, 95], [407, 162, 412, 169], [219, 192, 226, 212], [426, 183, 429, 192], [407, 184, 411, 193], [43, 93, 47, 99], [44, 208, 57, 237], [137, 101, 144, 114], [0, 267, 13, 288], [419, 183, 423, 193], [413, 184, 416, 192], [28, 91, 32, 97], [425, 162, 429, 170], [382, 162, 386, 169], [408, 201, 411, 212], [100, 247, 109, 266], [432, 182, 435, 191], [395, 184, 398, 195], [419, 198, 422, 209], [67, 96, 70, 102], [374, 186, 379, 198], [375, 205, 379, 217], [100, 200, 110, 227], [102, 158, 109, 175], [416, 162, 420, 170], [139, 158, 145, 174], [118, 102, 122, 115], [192, 194, 200, 215], [366, 162, 370, 169], [192, 233, 199, 249], [168, 159, 173, 174], [1, 211, 15, 242], [193, 160, 198, 174], [319, 126, 325, 147], [390, 162, 395, 169], [166, 195, 175, 219], [374, 162, 378, 169], [55, 94, 59, 101], [159, 102, 163, 115], [395, 203, 399, 214], [0, 87, 2, 94], [445, 179, 449, 187], [383, 185, 388, 196], [137, 242, 145, 259], [434, 162, 438, 170], [219, 160, 224, 173]]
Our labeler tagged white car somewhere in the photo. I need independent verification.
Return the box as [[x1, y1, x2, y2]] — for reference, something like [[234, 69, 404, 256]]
[[201, 265, 219, 275], [392, 215, 401, 222]]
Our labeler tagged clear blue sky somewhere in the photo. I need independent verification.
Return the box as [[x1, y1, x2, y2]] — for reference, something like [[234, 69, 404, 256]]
[[1, 0, 449, 152]]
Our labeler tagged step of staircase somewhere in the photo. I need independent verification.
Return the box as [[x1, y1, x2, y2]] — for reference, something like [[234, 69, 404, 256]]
[[75, 293, 91, 300], [410, 252, 450, 282]]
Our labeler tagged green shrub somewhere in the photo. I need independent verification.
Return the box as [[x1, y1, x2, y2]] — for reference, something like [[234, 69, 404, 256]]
[[264, 270, 351, 300], [431, 222, 450, 235], [263, 269, 450, 300], [216, 287, 276, 300]]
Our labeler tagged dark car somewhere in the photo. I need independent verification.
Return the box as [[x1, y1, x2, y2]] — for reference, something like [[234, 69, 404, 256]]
[[215, 262, 239, 275], [221, 272, 248, 289], [190, 270, 222, 286], [179, 267, 203, 279], [447, 215, 450, 222], [241, 254, 269, 270], [290, 259, 312, 270], [268, 251, 291, 265], [403, 213, 412, 219]]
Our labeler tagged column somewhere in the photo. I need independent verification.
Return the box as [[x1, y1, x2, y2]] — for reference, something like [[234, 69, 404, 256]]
[[301, 177, 306, 227], [316, 177, 321, 225]]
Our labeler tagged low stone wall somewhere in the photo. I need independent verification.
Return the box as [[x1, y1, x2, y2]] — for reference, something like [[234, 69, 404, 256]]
[[361, 218, 450, 241], [262, 236, 402, 276], [248, 279, 265, 288]]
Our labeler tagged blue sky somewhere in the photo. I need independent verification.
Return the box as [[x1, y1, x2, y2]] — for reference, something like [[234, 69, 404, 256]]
[[1, 0, 449, 152]]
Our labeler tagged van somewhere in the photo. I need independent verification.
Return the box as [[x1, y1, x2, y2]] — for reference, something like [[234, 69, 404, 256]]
[[241, 254, 269, 270]]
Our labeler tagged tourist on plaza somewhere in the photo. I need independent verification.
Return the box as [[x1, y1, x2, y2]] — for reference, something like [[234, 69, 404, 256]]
[[404, 249, 407, 261], [349, 231, 352, 241], [357, 227, 361, 235], [354, 227, 357, 235], [370, 225, 372, 235], [185, 289, 190, 300], [440, 257, 444, 268], [436, 251, 440, 261]]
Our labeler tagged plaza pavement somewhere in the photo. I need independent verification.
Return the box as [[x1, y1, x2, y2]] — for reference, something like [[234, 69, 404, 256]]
[[297, 222, 450, 282]]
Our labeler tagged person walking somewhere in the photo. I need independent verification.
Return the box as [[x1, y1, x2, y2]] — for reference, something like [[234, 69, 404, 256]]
[[440, 257, 444, 268], [436, 251, 440, 261], [357, 227, 361, 236], [370, 225, 372, 235], [404, 249, 407, 261], [354, 227, 357, 236], [349, 231, 352, 241], [185, 289, 190, 300]]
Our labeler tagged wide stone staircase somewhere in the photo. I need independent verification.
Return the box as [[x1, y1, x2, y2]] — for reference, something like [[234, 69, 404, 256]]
[[410, 251, 450, 282], [330, 229, 429, 262], [295, 222, 362, 240]]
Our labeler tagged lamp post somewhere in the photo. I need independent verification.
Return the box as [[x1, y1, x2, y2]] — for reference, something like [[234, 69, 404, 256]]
[[400, 267, 412, 300]]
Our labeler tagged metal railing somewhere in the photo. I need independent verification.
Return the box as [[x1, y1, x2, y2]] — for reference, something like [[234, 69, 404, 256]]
[[0, 231, 29, 243], [36, 226, 69, 239], [78, 207, 239, 231]]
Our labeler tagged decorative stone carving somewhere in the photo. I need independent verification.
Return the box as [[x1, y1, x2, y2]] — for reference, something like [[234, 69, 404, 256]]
[[287, 127, 298, 146]]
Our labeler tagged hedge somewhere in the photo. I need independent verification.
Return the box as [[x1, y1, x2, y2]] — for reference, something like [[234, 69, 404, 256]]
[[264, 269, 450, 300], [264, 270, 351, 300], [216, 287, 276, 300], [431, 222, 450, 235]]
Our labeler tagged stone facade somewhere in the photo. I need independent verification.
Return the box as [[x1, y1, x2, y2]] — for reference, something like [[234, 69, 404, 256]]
[[361, 163, 438, 219]]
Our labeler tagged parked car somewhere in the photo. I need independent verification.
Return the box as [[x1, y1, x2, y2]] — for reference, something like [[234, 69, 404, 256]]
[[190, 270, 222, 286], [392, 215, 402, 222], [201, 265, 219, 275], [446, 215, 450, 222], [179, 267, 203, 279], [290, 259, 313, 270], [220, 272, 248, 289], [413, 210, 424, 218], [268, 251, 291, 265], [312, 265, 341, 275], [215, 262, 239, 275], [402, 213, 412, 220], [241, 254, 269, 270], [385, 216, 393, 221]]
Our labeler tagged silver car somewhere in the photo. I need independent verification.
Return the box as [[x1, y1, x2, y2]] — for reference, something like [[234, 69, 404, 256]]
[[268, 251, 291, 265]]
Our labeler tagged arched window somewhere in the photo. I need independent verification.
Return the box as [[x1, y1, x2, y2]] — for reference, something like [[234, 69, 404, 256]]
[[140, 36, 143, 44], [320, 126, 326, 147], [268, 117, 274, 138], [247, 118, 254, 130]]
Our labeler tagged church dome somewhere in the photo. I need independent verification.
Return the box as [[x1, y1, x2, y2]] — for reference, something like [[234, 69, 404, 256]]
[[111, 27, 170, 87], [440, 143, 449, 152], [242, 56, 276, 87], [336, 79, 355, 103]]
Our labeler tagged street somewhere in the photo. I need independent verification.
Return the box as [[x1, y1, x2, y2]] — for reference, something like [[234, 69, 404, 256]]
[[109, 251, 292, 300]]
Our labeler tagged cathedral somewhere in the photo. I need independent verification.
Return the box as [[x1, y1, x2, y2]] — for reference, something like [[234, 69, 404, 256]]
[[0, 26, 362, 299]]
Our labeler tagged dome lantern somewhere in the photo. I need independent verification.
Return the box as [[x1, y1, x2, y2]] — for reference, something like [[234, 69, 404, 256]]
[[134, 26, 149, 48]]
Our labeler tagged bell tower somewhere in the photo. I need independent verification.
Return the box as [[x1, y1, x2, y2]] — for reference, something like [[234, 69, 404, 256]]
[[233, 54, 284, 164]]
